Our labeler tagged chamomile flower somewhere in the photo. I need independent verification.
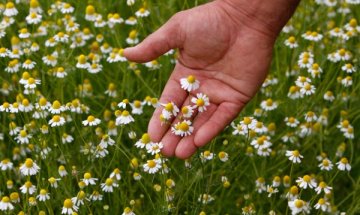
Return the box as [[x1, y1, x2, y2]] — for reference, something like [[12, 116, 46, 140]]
[[191, 93, 210, 112], [284, 36, 298, 48], [260, 98, 278, 111], [20, 158, 40, 176], [36, 189, 50, 202], [15, 130, 32, 144], [0, 159, 13, 171], [323, 91, 335, 102], [286, 150, 303, 163], [62, 133, 74, 144], [250, 135, 272, 149], [49, 100, 66, 114], [296, 175, 317, 189], [122, 207, 136, 215], [314, 198, 330, 212], [300, 82, 316, 96], [336, 157, 351, 171], [110, 168, 122, 181], [135, 133, 152, 149], [82, 115, 101, 126], [180, 75, 200, 92], [71, 191, 87, 207], [115, 110, 135, 125], [125, 16, 138, 25], [101, 178, 119, 192], [58, 165, 68, 177], [4, 2, 18, 17], [288, 199, 310, 215], [20, 181, 37, 194], [161, 102, 179, 120], [0, 196, 14, 211], [48, 177, 61, 188], [285, 117, 300, 127], [126, 30, 139, 45], [49, 115, 66, 127], [218, 151, 229, 162], [61, 3, 74, 14], [172, 120, 194, 137], [200, 150, 214, 162], [143, 159, 161, 174], [135, 7, 150, 17], [82, 172, 98, 185], [146, 142, 164, 155], [302, 31, 323, 41], [315, 181, 332, 194], [318, 158, 333, 171], [62, 198, 78, 215], [181, 105, 194, 118], [130, 100, 143, 115]]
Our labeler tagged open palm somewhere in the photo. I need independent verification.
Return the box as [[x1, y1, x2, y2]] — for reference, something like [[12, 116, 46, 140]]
[[124, 1, 276, 159]]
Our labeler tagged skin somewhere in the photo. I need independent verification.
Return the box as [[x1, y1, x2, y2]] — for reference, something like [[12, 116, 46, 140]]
[[124, 0, 300, 159]]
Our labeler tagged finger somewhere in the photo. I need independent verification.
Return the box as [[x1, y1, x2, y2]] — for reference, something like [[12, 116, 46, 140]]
[[174, 103, 217, 159], [123, 15, 183, 63], [194, 102, 243, 148]]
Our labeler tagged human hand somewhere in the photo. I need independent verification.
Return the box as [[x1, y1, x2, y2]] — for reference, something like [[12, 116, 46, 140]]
[[124, 0, 298, 159]]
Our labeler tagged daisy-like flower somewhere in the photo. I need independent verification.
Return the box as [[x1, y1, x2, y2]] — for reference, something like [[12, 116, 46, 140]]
[[315, 181, 332, 194], [130, 100, 143, 115], [191, 93, 210, 112], [26, 12, 42, 24], [304, 111, 317, 122], [22, 59, 36, 69], [260, 98, 278, 111], [285, 117, 300, 127], [343, 126, 354, 139], [101, 178, 119, 192], [82, 115, 101, 126], [286, 150, 303, 163], [161, 102, 179, 120], [76, 54, 90, 69], [314, 198, 330, 212], [82, 172, 98, 185], [36, 189, 50, 202], [60, 3, 74, 14], [135, 133, 152, 149], [143, 159, 161, 174], [49, 115, 66, 127], [317, 156, 332, 170], [284, 36, 298, 48], [4, 2, 18, 17], [341, 63, 356, 73], [0, 196, 14, 212], [144, 60, 161, 70], [125, 16, 138, 25], [126, 30, 139, 45], [48, 177, 61, 188], [71, 191, 87, 207], [0, 159, 13, 171], [58, 165, 68, 177], [99, 134, 115, 148], [62, 133, 74, 144], [296, 175, 317, 189], [20, 181, 37, 194], [250, 135, 272, 149], [341, 76, 353, 87], [255, 177, 266, 193], [302, 31, 323, 41], [110, 168, 122, 181], [20, 158, 40, 176], [323, 91, 335, 102], [0, 102, 11, 112], [336, 157, 351, 171], [89, 190, 103, 201], [146, 142, 163, 155], [172, 120, 194, 137], [298, 52, 314, 68], [62, 198, 78, 215], [180, 75, 200, 92], [300, 82, 316, 96], [218, 151, 229, 162], [135, 7, 150, 17], [181, 105, 195, 118], [115, 110, 135, 125], [105, 83, 117, 98], [54, 32, 69, 43], [49, 100, 66, 114], [266, 185, 279, 197], [288, 199, 310, 215], [122, 207, 136, 215], [200, 150, 214, 162]]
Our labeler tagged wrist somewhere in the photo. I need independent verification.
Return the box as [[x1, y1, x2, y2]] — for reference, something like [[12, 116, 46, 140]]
[[215, 0, 300, 39]]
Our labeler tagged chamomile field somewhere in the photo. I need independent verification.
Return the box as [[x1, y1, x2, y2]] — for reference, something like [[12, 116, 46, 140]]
[[0, 0, 359, 214]]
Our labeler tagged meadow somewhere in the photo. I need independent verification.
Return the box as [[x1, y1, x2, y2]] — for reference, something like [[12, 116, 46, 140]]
[[0, 0, 359, 214]]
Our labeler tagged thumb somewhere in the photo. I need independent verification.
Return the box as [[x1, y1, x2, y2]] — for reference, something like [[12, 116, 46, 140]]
[[124, 15, 183, 63]]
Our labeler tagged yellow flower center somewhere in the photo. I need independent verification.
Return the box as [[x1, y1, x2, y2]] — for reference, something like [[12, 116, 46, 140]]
[[25, 181, 33, 188], [40, 189, 47, 195], [340, 157, 348, 164], [1, 196, 10, 203], [105, 178, 113, 186], [292, 150, 300, 157], [86, 5, 95, 14], [129, 30, 137, 39], [20, 130, 27, 137], [134, 100, 141, 108], [52, 100, 61, 109], [141, 133, 150, 144], [178, 122, 189, 131], [303, 175, 311, 182], [288, 36, 296, 43], [84, 172, 92, 179], [63, 199, 73, 208], [147, 160, 156, 168], [196, 98, 205, 107], [25, 158, 34, 168], [187, 75, 196, 83], [165, 103, 173, 111], [122, 110, 130, 116], [294, 200, 304, 208], [87, 115, 95, 122], [78, 55, 86, 64]]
